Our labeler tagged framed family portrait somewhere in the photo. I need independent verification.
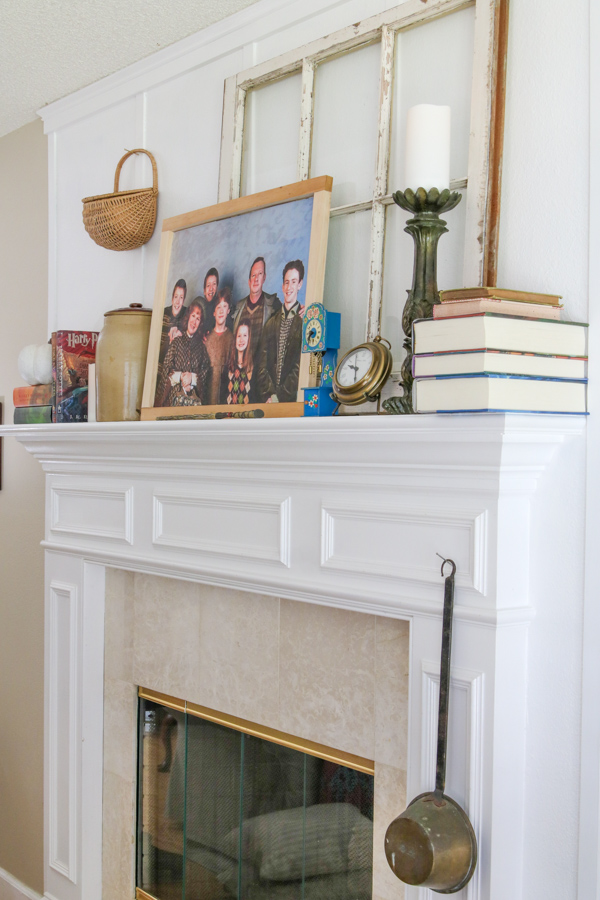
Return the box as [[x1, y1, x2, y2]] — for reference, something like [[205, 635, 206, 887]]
[[140, 176, 332, 420]]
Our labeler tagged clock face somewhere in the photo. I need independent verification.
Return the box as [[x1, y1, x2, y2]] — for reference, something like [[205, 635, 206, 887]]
[[337, 347, 373, 387], [306, 318, 323, 348]]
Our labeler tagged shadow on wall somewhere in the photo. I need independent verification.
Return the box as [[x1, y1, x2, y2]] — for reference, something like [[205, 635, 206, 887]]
[[0, 118, 48, 896]]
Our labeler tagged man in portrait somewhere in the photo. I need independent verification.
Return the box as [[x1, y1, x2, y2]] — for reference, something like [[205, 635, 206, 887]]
[[255, 260, 305, 404], [232, 256, 281, 353], [204, 287, 234, 405]]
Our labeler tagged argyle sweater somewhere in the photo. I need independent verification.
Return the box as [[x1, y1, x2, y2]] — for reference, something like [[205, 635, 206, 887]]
[[226, 365, 253, 404]]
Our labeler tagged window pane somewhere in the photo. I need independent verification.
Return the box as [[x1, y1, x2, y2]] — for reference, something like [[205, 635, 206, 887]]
[[324, 210, 371, 354], [381, 189, 468, 365], [184, 715, 243, 900], [242, 74, 302, 195], [138, 700, 185, 900], [389, 6, 475, 189], [311, 43, 381, 208]]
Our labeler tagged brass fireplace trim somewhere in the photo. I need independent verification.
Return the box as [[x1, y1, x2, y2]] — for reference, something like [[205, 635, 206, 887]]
[[139, 686, 375, 775], [136, 889, 157, 900]]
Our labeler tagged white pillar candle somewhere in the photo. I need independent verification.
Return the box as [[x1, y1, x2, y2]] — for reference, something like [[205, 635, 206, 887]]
[[404, 104, 451, 191]]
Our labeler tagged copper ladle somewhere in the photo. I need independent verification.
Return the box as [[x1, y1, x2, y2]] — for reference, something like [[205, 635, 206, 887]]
[[384, 557, 477, 893]]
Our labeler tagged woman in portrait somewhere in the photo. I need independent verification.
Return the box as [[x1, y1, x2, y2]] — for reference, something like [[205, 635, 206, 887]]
[[225, 317, 254, 404], [155, 298, 211, 407]]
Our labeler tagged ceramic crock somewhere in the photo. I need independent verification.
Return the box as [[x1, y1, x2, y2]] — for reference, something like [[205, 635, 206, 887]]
[[96, 303, 152, 421]]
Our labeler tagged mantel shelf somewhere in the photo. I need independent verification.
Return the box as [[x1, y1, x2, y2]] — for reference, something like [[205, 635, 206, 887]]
[[2, 413, 585, 625], [0, 412, 585, 467]]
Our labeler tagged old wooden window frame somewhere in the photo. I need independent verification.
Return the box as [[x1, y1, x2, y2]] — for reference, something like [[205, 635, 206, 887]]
[[218, 0, 508, 344]]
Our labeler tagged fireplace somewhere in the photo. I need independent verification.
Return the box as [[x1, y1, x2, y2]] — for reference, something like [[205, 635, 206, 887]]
[[3, 412, 585, 900], [104, 570, 407, 900]]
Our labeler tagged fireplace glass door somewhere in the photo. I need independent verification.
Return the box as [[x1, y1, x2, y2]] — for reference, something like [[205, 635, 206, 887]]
[[137, 694, 374, 900]]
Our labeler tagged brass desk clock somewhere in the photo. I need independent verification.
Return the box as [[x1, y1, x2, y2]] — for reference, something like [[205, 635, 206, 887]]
[[332, 336, 393, 407]]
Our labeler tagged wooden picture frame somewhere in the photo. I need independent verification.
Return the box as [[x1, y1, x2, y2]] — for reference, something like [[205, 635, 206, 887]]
[[141, 176, 332, 420]]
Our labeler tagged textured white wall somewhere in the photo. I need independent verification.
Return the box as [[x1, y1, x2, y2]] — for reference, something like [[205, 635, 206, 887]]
[[499, 3, 589, 895], [32, 0, 592, 896]]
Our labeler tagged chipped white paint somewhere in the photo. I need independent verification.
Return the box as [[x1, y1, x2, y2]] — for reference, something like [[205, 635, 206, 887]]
[[463, 0, 497, 285], [367, 25, 395, 340], [230, 86, 248, 201], [220, 0, 495, 345], [297, 58, 316, 180]]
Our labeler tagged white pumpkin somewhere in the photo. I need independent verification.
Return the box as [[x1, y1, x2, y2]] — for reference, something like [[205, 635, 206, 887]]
[[33, 344, 53, 385], [18, 343, 53, 385]]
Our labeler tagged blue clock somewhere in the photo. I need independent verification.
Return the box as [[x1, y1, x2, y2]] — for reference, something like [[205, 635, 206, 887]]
[[301, 303, 341, 417], [302, 303, 341, 353]]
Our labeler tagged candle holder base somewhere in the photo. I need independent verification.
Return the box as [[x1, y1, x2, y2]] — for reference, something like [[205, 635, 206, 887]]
[[383, 186, 461, 415]]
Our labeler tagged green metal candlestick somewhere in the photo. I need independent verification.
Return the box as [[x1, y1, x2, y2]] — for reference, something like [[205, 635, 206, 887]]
[[383, 186, 462, 415]]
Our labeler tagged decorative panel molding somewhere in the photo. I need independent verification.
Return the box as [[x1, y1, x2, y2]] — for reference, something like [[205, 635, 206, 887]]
[[50, 486, 133, 544], [48, 582, 79, 884], [421, 660, 484, 900], [321, 504, 488, 594], [153, 492, 292, 567], [5, 416, 583, 623]]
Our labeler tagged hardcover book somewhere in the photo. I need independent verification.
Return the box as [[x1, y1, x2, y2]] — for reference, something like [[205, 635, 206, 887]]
[[433, 298, 562, 320], [14, 405, 53, 424], [413, 374, 587, 415], [13, 384, 54, 407], [52, 331, 99, 422], [412, 349, 588, 381], [439, 287, 562, 306], [412, 314, 588, 358]]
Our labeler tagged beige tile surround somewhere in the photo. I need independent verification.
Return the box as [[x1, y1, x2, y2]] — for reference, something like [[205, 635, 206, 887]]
[[103, 568, 409, 900]]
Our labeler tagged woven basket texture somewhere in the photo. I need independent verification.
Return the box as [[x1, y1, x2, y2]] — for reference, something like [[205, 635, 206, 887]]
[[82, 149, 158, 251]]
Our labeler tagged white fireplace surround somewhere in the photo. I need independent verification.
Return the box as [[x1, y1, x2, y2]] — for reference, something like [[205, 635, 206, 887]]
[[2, 412, 586, 900]]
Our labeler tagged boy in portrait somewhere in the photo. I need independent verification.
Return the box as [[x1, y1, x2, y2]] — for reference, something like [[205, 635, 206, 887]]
[[204, 287, 234, 405], [255, 260, 304, 403]]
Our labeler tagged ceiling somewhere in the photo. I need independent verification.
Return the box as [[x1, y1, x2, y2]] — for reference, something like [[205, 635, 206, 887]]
[[0, 0, 260, 138]]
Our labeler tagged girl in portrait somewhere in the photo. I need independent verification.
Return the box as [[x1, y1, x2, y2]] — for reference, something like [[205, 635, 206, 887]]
[[155, 298, 211, 407], [225, 317, 254, 404]]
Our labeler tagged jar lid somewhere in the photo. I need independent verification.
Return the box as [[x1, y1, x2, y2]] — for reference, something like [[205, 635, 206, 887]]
[[105, 302, 152, 317]]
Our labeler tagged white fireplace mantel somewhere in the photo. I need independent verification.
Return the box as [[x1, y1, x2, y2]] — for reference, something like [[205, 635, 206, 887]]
[[6, 414, 583, 620], [2, 413, 586, 900]]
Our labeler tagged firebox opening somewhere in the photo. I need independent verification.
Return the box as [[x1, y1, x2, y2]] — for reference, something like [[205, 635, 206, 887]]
[[137, 689, 375, 900]]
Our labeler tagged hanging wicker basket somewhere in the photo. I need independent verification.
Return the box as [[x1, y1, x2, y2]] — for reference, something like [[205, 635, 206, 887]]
[[82, 149, 158, 251]]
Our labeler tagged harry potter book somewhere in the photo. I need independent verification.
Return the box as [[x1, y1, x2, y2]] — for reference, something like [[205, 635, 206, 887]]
[[51, 331, 99, 422], [13, 384, 54, 407], [14, 405, 53, 424]]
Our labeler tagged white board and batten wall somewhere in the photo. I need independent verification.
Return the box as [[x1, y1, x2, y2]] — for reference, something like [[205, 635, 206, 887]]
[[37, 1, 594, 899]]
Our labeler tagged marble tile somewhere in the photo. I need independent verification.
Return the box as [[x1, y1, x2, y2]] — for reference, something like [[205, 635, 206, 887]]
[[104, 677, 137, 782], [102, 770, 136, 900], [374, 616, 410, 768], [373, 762, 407, 900], [193, 584, 281, 728], [133, 573, 201, 701], [104, 567, 134, 683], [278, 599, 376, 759]]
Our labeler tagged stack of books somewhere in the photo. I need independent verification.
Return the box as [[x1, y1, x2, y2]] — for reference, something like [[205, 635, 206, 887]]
[[13, 331, 98, 424], [13, 384, 54, 424], [412, 288, 588, 414]]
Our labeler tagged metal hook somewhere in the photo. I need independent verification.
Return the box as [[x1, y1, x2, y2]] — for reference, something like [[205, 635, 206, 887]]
[[436, 553, 457, 578]]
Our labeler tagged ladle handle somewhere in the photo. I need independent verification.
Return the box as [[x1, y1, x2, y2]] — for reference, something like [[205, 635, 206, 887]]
[[435, 558, 456, 795]]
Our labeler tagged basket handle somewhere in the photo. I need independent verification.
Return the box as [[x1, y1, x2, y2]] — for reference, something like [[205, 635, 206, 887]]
[[114, 149, 158, 193]]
